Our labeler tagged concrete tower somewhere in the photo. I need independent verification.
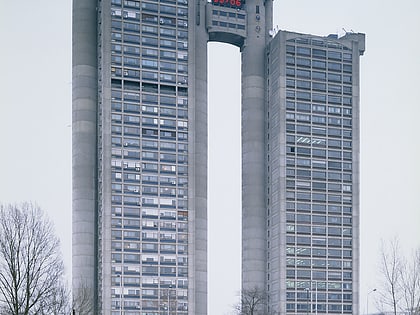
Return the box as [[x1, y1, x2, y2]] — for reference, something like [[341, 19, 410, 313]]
[[72, 0, 364, 313], [72, 1, 98, 311], [266, 31, 365, 314]]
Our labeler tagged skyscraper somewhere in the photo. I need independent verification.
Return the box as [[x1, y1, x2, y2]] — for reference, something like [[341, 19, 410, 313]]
[[266, 31, 365, 314], [72, 0, 364, 314]]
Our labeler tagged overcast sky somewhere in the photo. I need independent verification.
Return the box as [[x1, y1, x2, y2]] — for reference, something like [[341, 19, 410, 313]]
[[1, 0, 419, 314]]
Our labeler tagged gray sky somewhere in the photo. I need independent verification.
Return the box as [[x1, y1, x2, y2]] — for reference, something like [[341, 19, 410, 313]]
[[1, 0, 419, 314]]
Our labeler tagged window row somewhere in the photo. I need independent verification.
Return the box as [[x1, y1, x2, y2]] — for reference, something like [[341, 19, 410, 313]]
[[112, 10, 189, 29], [112, 184, 187, 197], [113, 18, 188, 33], [287, 143, 352, 155], [285, 258, 352, 269], [112, 68, 188, 85], [287, 139, 352, 153], [285, 242, 352, 257], [112, 158, 188, 171], [286, 93, 352, 108], [211, 20, 246, 30], [286, 128, 352, 143], [286, 280, 352, 290], [286, 67, 352, 84], [112, 0, 188, 8], [111, 301, 188, 313], [112, 56, 188, 74], [110, 263, 188, 276], [112, 36, 188, 53], [111, 149, 187, 163], [111, 270, 188, 286], [286, 302, 352, 313], [286, 213, 352, 225], [286, 159, 352, 171], [284, 226, 352, 239], [286, 203, 352, 214], [286, 291, 352, 300], [112, 146, 187, 159], [286, 45, 352, 61], [286, 180, 352, 192], [285, 168, 352, 182], [286, 212, 352, 225], [285, 114, 352, 128], [113, 103, 188, 120], [112, 101, 188, 116], [285, 233, 352, 247], [111, 231, 186, 243], [112, 147, 186, 160], [112, 114, 187, 127], [286, 147, 352, 160], [286, 191, 352, 204], [110, 287, 188, 300], [113, 45, 188, 61], [112, 89, 188, 103], [111, 194, 187, 206], [286, 124, 351, 137], [115, 112, 188, 126], [287, 148, 351, 160], [212, 9, 245, 19], [111, 129, 187, 142], [111, 4, 188, 20], [286, 269, 352, 280], [113, 228, 187, 239], [286, 80, 352, 95], [111, 251, 188, 266], [112, 124, 187, 137], [286, 57, 352, 73], [286, 213, 352, 226], [111, 243, 187, 255], [112, 207, 189, 221]]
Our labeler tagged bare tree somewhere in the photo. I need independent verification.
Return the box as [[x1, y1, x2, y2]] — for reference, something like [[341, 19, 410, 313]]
[[0, 202, 70, 315], [377, 239, 420, 315], [72, 280, 94, 315], [235, 286, 271, 315], [377, 239, 403, 315], [400, 249, 420, 315]]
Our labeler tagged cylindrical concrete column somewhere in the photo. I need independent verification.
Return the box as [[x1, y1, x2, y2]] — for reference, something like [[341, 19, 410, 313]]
[[241, 0, 267, 293], [188, 1, 209, 314], [72, 0, 97, 312]]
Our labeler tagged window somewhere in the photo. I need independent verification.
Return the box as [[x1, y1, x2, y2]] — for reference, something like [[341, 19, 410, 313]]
[[296, 46, 311, 56], [296, 80, 310, 90], [313, 82, 326, 91], [328, 62, 342, 72], [313, 215, 326, 224], [328, 73, 341, 82], [312, 71, 326, 81], [312, 93, 326, 103], [286, 67, 295, 77], [296, 58, 311, 67], [312, 49, 326, 59], [328, 51, 342, 60]]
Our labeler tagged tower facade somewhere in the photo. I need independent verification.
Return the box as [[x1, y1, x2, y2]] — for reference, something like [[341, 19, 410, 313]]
[[72, 0, 364, 314], [266, 31, 365, 314]]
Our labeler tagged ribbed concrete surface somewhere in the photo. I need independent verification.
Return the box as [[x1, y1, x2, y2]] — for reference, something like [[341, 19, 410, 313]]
[[72, 0, 97, 311]]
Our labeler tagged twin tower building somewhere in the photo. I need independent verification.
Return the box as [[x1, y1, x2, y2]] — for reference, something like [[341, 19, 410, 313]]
[[72, 0, 365, 313]]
